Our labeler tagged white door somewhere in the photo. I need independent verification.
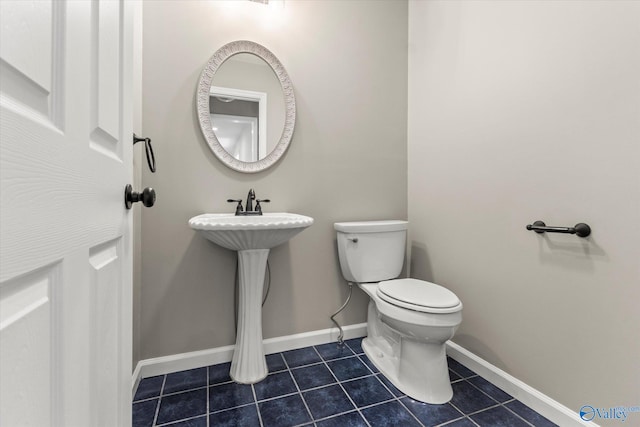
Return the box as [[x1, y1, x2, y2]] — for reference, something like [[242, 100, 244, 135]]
[[0, 1, 133, 426]]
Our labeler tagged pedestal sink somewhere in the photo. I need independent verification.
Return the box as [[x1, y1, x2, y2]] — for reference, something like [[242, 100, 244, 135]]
[[188, 213, 314, 383]]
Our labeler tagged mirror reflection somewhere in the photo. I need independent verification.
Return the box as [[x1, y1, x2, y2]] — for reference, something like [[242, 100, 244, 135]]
[[209, 53, 285, 162]]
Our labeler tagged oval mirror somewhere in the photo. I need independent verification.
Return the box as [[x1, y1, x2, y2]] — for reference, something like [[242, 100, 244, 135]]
[[196, 41, 296, 173]]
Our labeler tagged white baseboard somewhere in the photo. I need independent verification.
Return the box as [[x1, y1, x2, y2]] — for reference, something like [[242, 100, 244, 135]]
[[446, 341, 595, 427], [132, 325, 590, 427], [132, 323, 367, 394]]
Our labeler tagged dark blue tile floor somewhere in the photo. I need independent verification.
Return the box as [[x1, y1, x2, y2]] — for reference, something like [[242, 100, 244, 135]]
[[133, 338, 558, 427]]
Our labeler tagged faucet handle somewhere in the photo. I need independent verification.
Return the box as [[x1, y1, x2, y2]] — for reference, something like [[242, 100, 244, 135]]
[[255, 199, 270, 214], [227, 199, 243, 215]]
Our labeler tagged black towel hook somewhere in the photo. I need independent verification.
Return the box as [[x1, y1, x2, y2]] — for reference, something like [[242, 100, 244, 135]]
[[133, 133, 156, 173], [526, 220, 591, 238]]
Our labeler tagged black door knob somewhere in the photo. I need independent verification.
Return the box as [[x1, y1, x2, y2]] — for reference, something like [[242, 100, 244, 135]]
[[125, 184, 156, 209]]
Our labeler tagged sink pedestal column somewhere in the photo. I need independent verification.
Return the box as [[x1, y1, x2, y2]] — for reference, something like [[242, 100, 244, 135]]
[[230, 248, 269, 384]]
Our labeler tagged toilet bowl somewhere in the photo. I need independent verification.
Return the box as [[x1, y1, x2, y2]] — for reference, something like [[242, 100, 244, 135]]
[[334, 220, 462, 404]]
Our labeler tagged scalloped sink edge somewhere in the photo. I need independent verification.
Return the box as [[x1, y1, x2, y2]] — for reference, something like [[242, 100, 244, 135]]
[[189, 213, 314, 251]]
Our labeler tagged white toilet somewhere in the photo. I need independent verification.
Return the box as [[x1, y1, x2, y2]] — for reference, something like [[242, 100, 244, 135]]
[[334, 220, 462, 404]]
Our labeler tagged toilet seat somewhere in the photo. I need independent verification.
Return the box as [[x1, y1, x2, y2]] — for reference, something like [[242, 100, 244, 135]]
[[377, 278, 462, 314]]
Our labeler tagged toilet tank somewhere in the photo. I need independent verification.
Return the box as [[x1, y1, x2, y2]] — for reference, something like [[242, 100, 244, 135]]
[[334, 220, 408, 283]]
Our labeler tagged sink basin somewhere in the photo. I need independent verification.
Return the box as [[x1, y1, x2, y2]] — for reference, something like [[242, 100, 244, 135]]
[[188, 212, 313, 384], [189, 213, 314, 251]]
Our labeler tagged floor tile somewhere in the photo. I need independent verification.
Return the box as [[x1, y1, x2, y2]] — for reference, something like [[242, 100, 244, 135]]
[[132, 398, 158, 427], [282, 347, 322, 368], [505, 400, 558, 427], [376, 374, 404, 397], [209, 382, 254, 412], [315, 410, 368, 427], [156, 389, 207, 425], [266, 353, 287, 373], [163, 416, 207, 427], [253, 371, 298, 401], [401, 397, 464, 427], [208, 362, 232, 385], [327, 356, 371, 381], [134, 376, 164, 401], [467, 376, 512, 403], [342, 376, 393, 408], [258, 393, 312, 427], [361, 400, 422, 427], [447, 357, 476, 378], [470, 405, 530, 427], [164, 367, 207, 395], [344, 338, 364, 354], [209, 404, 260, 427], [450, 380, 497, 414], [449, 369, 462, 382], [442, 418, 477, 427], [358, 354, 379, 373], [291, 363, 336, 391], [315, 342, 355, 361], [303, 384, 355, 420], [133, 342, 557, 427]]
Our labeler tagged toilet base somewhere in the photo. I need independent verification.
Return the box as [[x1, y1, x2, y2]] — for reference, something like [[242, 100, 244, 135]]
[[362, 335, 453, 404]]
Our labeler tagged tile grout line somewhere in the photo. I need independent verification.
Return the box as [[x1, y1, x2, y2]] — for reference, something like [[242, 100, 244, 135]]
[[447, 399, 467, 417], [281, 350, 316, 425], [464, 374, 512, 403], [155, 414, 208, 427], [151, 374, 167, 427], [311, 408, 373, 425], [395, 397, 428, 427], [466, 399, 535, 427], [462, 388, 539, 427], [453, 373, 540, 426], [347, 340, 431, 427], [450, 368, 528, 424], [250, 377, 265, 427], [133, 395, 161, 404], [432, 415, 472, 427], [153, 385, 209, 400], [209, 401, 257, 415], [501, 402, 538, 427], [313, 343, 374, 427], [364, 367, 427, 427], [348, 340, 427, 427], [137, 343, 556, 427], [464, 402, 504, 417]]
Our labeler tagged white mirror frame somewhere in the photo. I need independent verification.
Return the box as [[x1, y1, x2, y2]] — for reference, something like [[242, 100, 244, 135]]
[[197, 40, 296, 173]]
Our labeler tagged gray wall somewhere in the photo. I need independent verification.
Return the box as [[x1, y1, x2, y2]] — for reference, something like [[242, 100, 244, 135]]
[[137, 1, 408, 362], [408, 0, 640, 419]]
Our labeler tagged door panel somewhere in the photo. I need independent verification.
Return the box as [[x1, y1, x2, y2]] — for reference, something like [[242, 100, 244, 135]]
[[89, 238, 122, 427], [0, 264, 60, 427], [0, 0, 62, 126], [0, 1, 133, 425], [90, 0, 122, 159]]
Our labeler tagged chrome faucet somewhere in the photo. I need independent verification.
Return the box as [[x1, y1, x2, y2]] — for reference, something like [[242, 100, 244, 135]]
[[227, 189, 270, 216]]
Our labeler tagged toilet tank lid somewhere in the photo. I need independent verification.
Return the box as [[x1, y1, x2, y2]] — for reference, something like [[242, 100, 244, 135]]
[[334, 220, 408, 233]]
